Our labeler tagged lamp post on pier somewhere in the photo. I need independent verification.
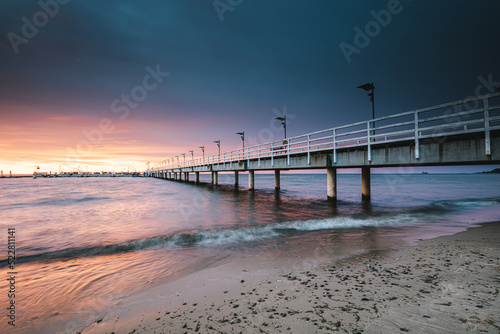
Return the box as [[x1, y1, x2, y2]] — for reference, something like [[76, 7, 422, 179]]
[[236, 132, 245, 148], [275, 116, 287, 139], [357, 82, 375, 120], [214, 140, 221, 163], [199, 146, 205, 164], [214, 140, 220, 154]]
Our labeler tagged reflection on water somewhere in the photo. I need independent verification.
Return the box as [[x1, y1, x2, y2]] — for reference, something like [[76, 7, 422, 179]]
[[0, 174, 499, 333]]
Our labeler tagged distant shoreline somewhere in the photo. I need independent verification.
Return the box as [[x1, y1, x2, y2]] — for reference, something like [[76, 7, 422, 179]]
[[0, 175, 145, 178]]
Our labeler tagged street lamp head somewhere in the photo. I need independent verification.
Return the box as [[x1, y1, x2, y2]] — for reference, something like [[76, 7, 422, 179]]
[[357, 82, 375, 91], [236, 132, 244, 136], [275, 117, 285, 121]]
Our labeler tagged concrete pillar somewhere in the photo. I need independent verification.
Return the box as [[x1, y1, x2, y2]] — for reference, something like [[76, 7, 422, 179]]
[[248, 170, 254, 190], [212, 171, 218, 185], [275, 170, 280, 189], [234, 171, 239, 186], [174, 172, 177, 180], [327, 167, 337, 200], [361, 167, 371, 200], [195, 172, 200, 183], [185, 172, 189, 182]]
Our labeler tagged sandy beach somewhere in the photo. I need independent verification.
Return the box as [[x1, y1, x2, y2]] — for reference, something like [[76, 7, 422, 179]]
[[77, 222, 500, 334]]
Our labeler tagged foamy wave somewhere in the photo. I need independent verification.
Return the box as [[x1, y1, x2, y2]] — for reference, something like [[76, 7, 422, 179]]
[[5, 197, 498, 266], [277, 214, 415, 231], [433, 198, 500, 209]]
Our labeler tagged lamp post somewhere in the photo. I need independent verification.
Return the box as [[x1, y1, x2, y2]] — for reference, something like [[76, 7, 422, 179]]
[[181, 153, 185, 164], [199, 146, 205, 158], [357, 82, 375, 120], [189, 150, 194, 160], [236, 132, 245, 148], [213, 140, 220, 154], [275, 116, 287, 139]]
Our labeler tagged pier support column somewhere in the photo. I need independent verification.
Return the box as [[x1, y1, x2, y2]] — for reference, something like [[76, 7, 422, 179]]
[[195, 172, 200, 183], [234, 171, 239, 186], [248, 170, 255, 190], [174, 172, 178, 180], [185, 172, 189, 182], [361, 167, 371, 201], [327, 167, 337, 200], [212, 171, 218, 185], [275, 170, 280, 189]]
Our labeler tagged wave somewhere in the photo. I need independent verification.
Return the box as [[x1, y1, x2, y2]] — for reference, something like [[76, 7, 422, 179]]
[[432, 198, 500, 209], [0, 212, 422, 267], [0, 196, 111, 208], [2, 197, 498, 266]]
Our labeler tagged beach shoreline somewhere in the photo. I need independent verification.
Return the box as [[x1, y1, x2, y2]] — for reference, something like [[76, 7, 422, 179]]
[[75, 221, 500, 334]]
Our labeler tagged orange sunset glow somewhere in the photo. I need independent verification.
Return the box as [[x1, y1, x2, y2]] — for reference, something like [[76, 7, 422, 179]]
[[0, 106, 219, 174]]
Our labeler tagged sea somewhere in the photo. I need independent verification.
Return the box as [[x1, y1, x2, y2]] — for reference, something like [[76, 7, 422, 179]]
[[1, 173, 499, 333]]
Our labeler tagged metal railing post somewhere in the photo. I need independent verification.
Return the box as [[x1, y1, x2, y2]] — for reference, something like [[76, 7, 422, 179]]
[[414, 111, 420, 159], [258, 145, 261, 167], [484, 98, 491, 155], [307, 135, 311, 165], [287, 139, 291, 166], [271, 142, 274, 167], [333, 128, 337, 164], [367, 121, 372, 162]]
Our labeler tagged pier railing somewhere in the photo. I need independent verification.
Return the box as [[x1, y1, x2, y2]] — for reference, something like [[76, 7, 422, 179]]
[[151, 92, 500, 171]]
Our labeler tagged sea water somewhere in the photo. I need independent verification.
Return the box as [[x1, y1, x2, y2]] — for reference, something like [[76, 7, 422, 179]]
[[0, 173, 499, 333]]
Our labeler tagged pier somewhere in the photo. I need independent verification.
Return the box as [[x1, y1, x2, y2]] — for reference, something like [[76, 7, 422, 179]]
[[148, 93, 500, 200]]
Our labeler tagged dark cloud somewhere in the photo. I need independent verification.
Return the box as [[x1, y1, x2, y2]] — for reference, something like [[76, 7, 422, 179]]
[[1, 0, 499, 137]]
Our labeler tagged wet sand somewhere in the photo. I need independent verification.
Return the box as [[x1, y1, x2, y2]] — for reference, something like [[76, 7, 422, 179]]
[[79, 222, 500, 334]]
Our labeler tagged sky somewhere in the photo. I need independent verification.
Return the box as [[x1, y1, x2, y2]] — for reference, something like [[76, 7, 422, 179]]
[[1, 0, 500, 174]]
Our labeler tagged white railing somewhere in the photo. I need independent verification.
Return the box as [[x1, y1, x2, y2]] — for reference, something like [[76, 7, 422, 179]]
[[150, 93, 500, 171]]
